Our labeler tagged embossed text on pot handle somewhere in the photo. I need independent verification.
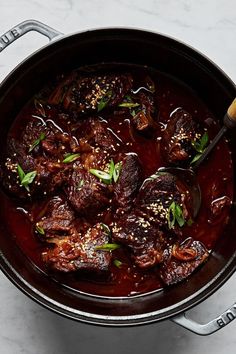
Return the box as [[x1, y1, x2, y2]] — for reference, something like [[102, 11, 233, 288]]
[[0, 19, 62, 53], [171, 302, 236, 335]]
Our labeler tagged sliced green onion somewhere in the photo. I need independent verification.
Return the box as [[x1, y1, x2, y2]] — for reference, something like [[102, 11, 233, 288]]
[[17, 164, 37, 192], [113, 161, 122, 183], [17, 164, 25, 181], [191, 132, 209, 164], [90, 159, 122, 184], [192, 132, 209, 153], [175, 204, 185, 227], [76, 179, 84, 190], [190, 153, 202, 165], [168, 201, 176, 229], [100, 223, 111, 236], [118, 102, 140, 108], [108, 159, 115, 179], [63, 153, 80, 163], [97, 90, 112, 112], [89, 168, 112, 184], [95, 243, 120, 251], [113, 259, 122, 268], [167, 201, 185, 229], [187, 218, 194, 226], [21, 171, 37, 192], [29, 132, 46, 152], [36, 224, 45, 235]]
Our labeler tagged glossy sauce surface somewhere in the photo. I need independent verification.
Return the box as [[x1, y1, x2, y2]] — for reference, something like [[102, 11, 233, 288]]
[[0, 65, 233, 297]]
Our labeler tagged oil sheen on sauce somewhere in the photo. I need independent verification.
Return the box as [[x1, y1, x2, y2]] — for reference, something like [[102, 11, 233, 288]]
[[0, 65, 233, 297]]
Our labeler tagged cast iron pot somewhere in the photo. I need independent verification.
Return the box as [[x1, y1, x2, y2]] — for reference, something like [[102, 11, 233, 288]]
[[0, 20, 236, 336]]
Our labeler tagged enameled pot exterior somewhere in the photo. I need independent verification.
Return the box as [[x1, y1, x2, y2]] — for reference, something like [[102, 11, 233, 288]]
[[0, 20, 236, 335]]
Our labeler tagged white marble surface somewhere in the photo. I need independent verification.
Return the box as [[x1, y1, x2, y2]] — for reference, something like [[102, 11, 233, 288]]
[[0, 0, 236, 353]]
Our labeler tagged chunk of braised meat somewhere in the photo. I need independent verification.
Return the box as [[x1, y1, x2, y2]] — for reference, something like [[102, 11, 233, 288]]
[[42, 223, 112, 273], [112, 214, 168, 269], [48, 73, 133, 115], [84, 118, 117, 151], [159, 237, 209, 285], [112, 172, 193, 269], [2, 139, 36, 198], [117, 88, 157, 133], [70, 117, 121, 171], [210, 196, 231, 219], [131, 92, 156, 132], [65, 162, 111, 215], [136, 172, 191, 229], [1, 119, 79, 199], [2, 140, 70, 199], [162, 108, 201, 164], [76, 118, 119, 170], [113, 153, 142, 214], [22, 119, 79, 156], [36, 197, 76, 238], [208, 178, 232, 222]]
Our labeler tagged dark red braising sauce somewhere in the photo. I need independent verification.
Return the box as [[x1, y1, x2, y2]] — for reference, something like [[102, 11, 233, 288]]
[[0, 64, 233, 297]]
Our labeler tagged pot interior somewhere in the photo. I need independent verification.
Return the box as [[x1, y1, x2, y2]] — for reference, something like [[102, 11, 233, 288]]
[[0, 29, 235, 325]]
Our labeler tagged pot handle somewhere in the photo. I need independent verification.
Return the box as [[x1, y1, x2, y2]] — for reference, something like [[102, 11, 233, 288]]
[[171, 302, 236, 335], [0, 19, 62, 53]]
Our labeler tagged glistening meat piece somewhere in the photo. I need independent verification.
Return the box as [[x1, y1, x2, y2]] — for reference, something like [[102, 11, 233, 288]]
[[2, 139, 70, 199], [112, 172, 192, 269], [113, 153, 142, 214], [65, 162, 111, 215], [84, 118, 117, 151], [2, 139, 37, 198], [210, 196, 231, 219], [112, 214, 168, 268], [22, 119, 80, 156], [159, 238, 209, 285], [42, 223, 112, 273], [1, 119, 79, 199], [131, 91, 156, 132], [208, 178, 232, 221], [76, 117, 118, 154], [70, 117, 121, 172], [36, 197, 76, 238], [48, 73, 133, 115], [136, 172, 191, 229], [162, 108, 201, 164], [77, 118, 120, 170]]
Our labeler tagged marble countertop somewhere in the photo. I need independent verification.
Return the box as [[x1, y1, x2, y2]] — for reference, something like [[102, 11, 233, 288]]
[[0, 1, 236, 353]]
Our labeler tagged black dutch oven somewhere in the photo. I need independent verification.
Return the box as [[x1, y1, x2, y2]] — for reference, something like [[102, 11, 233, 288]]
[[0, 20, 235, 335]]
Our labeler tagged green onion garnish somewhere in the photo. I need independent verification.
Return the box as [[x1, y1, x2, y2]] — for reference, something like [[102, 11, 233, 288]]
[[97, 90, 112, 112], [63, 153, 80, 163], [90, 159, 122, 184], [113, 259, 122, 268], [17, 164, 37, 192], [191, 132, 209, 165], [100, 223, 111, 237], [118, 102, 140, 108], [89, 169, 112, 184], [95, 243, 120, 251], [167, 201, 185, 229], [76, 179, 84, 190], [36, 224, 45, 235], [29, 132, 46, 152]]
